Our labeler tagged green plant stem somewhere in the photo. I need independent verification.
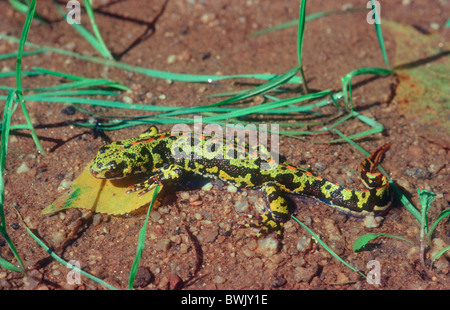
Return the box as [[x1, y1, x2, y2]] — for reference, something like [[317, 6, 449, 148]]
[[15, 0, 46, 155], [128, 186, 160, 289], [292, 215, 366, 278], [0, 90, 25, 273], [297, 0, 309, 94]]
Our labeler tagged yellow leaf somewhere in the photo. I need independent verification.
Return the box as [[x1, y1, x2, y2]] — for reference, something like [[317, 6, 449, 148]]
[[41, 163, 160, 215]]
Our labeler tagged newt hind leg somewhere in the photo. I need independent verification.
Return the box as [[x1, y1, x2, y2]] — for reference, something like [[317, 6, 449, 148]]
[[245, 182, 290, 239]]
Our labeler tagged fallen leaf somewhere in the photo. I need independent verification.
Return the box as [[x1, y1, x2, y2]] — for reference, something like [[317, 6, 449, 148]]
[[41, 163, 160, 215]]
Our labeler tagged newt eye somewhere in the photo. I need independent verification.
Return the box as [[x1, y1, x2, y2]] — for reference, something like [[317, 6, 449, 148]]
[[104, 161, 126, 179]]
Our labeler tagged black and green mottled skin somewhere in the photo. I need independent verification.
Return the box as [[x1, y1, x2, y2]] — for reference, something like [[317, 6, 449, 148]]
[[91, 126, 391, 238]]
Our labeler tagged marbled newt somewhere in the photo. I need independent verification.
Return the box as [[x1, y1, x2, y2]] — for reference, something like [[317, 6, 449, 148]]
[[91, 126, 392, 239]]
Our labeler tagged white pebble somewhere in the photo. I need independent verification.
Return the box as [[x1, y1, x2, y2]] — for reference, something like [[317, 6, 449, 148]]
[[16, 162, 30, 173]]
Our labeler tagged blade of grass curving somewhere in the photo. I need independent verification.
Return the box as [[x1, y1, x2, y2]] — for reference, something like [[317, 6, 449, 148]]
[[291, 214, 366, 278], [329, 126, 383, 144], [52, 0, 112, 59], [428, 208, 450, 245], [31, 67, 129, 91], [0, 256, 23, 273], [353, 233, 413, 252], [341, 67, 393, 111], [153, 66, 302, 119], [22, 95, 181, 111], [0, 70, 41, 78], [418, 189, 436, 236], [0, 90, 25, 273], [0, 49, 46, 61], [249, 7, 366, 37], [128, 186, 160, 290], [297, 0, 309, 93], [0, 35, 303, 84], [17, 210, 118, 289], [15, 0, 36, 99], [430, 245, 450, 266], [201, 88, 337, 122], [29, 89, 119, 97], [390, 181, 421, 223], [331, 128, 390, 179], [83, 0, 113, 59], [15, 0, 45, 155], [368, 0, 390, 68]]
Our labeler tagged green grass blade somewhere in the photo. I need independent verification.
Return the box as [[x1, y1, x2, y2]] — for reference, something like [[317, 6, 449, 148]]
[[15, 0, 36, 98], [201, 88, 336, 122], [341, 67, 393, 111], [428, 208, 450, 244], [330, 126, 383, 144], [53, 0, 111, 59], [14, 0, 46, 155], [83, 0, 113, 59], [369, 0, 390, 67], [353, 233, 413, 252], [418, 189, 436, 236], [18, 211, 118, 289], [154, 66, 302, 119], [248, 7, 366, 37], [21, 95, 179, 111], [291, 214, 366, 278], [0, 35, 303, 84], [431, 245, 450, 265], [31, 67, 129, 90], [297, 0, 306, 68], [390, 181, 422, 223], [0, 70, 41, 78], [128, 186, 160, 290], [206, 66, 301, 108], [0, 256, 23, 273], [28, 89, 119, 97], [0, 49, 45, 61], [296, 0, 309, 93], [0, 90, 25, 273]]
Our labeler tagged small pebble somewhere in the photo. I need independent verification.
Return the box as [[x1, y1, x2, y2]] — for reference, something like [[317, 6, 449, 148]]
[[227, 185, 237, 193], [256, 236, 278, 257], [213, 275, 226, 284], [296, 236, 312, 252], [201, 182, 213, 191], [133, 267, 153, 288], [16, 162, 30, 174], [404, 167, 431, 180], [157, 239, 171, 252], [363, 215, 384, 228], [122, 96, 132, 104], [167, 55, 177, 64]]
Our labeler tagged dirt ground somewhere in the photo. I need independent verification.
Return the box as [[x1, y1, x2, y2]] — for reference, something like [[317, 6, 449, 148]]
[[0, 0, 449, 291]]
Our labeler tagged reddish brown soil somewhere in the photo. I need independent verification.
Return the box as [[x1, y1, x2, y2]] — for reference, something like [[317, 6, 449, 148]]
[[0, 0, 448, 291]]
